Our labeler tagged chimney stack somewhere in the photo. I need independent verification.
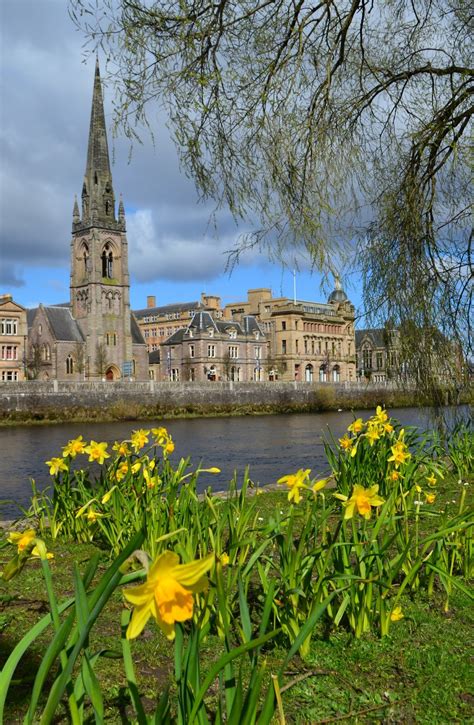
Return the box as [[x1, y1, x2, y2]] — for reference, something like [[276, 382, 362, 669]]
[[147, 295, 156, 309]]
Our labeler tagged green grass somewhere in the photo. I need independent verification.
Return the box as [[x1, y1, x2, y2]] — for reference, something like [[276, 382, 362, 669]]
[[1, 480, 472, 723]]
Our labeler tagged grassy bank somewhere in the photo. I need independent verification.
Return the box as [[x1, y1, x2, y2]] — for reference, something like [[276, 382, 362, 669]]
[[1, 485, 472, 723], [0, 410, 471, 723]]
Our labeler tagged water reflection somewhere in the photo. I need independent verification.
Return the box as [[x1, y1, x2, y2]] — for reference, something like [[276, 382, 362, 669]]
[[0, 406, 469, 518]]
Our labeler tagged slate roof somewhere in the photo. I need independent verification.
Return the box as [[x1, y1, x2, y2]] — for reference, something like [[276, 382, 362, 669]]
[[355, 328, 387, 348], [26, 308, 38, 329], [149, 350, 161, 364], [163, 313, 265, 345], [43, 306, 85, 342], [131, 314, 146, 345], [134, 301, 200, 319]]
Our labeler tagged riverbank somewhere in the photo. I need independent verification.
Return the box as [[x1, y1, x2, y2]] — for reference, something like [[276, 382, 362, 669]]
[[0, 380, 470, 426]]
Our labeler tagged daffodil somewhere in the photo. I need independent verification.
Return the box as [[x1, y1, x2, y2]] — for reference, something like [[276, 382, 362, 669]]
[[7, 529, 36, 553], [389, 470, 401, 482], [131, 429, 150, 452], [45, 457, 69, 476], [339, 435, 353, 451], [220, 553, 230, 567], [383, 422, 394, 434], [374, 405, 388, 424], [312, 478, 327, 493], [426, 473, 437, 487], [151, 426, 168, 444], [425, 492, 436, 504], [7, 530, 53, 559], [101, 486, 117, 504], [390, 606, 404, 622], [115, 461, 130, 482], [365, 425, 381, 446], [334, 484, 385, 520], [62, 435, 86, 458], [113, 440, 131, 457], [124, 550, 214, 640], [143, 467, 161, 489], [348, 418, 364, 435], [388, 442, 411, 468], [277, 468, 311, 503], [163, 440, 175, 455], [85, 441, 110, 465]]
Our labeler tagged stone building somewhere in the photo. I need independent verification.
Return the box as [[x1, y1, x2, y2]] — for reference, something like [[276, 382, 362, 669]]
[[160, 311, 267, 382], [355, 328, 400, 383], [224, 280, 356, 382], [28, 59, 148, 381], [134, 293, 222, 353], [0, 294, 28, 381]]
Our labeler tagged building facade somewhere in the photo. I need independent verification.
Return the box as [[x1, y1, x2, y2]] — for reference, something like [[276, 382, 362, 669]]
[[134, 293, 222, 353], [355, 329, 400, 383], [28, 59, 148, 381], [0, 294, 28, 381], [224, 281, 356, 382], [160, 311, 267, 382]]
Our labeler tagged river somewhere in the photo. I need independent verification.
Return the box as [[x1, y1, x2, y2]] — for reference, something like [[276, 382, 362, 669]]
[[0, 406, 469, 518]]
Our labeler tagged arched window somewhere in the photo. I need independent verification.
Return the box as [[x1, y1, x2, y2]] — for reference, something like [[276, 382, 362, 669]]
[[319, 364, 327, 383], [101, 244, 114, 278], [66, 355, 74, 375], [305, 364, 313, 382], [332, 365, 340, 382], [83, 244, 89, 274]]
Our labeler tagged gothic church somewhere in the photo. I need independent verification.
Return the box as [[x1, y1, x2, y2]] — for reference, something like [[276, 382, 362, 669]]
[[28, 60, 148, 381]]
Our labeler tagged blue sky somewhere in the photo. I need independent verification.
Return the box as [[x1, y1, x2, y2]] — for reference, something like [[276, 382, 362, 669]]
[[0, 0, 364, 318]]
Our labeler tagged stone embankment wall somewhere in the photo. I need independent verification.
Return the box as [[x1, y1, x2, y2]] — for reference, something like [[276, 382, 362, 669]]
[[0, 380, 425, 424]]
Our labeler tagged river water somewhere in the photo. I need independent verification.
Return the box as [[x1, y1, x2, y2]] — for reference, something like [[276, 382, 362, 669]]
[[0, 406, 469, 518]]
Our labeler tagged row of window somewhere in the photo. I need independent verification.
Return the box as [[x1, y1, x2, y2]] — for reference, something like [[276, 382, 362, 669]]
[[0, 318, 19, 335], [166, 366, 264, 382], [282, 339, 347, 356], [1, 370, 19, 381], [1, 345, 18, 360], [358, 350, 397, 370]]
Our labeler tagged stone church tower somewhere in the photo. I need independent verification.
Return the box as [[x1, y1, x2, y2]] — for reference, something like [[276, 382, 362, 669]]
[[70, 58, 147, 380]]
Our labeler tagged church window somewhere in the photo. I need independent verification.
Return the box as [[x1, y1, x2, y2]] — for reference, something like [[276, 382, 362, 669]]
[[376, 352, 383, 370], [189, 344, 195, 358], [105, 201, 110, 215], [208, 345, 216, 358], [66, 355, 74, 375], [94, 172, 98, 185], [101, 244, 114, 278], [363, 348, 372, 370]]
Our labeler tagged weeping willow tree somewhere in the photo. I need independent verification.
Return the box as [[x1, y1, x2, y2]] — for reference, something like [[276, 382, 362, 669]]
[[70, 0, 473, 397]]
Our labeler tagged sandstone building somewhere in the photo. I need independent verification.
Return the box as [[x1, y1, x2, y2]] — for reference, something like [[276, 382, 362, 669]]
[[134, 293, 222, 353], [28, 59, 148, 381], [224, 281, 356, 382], [0, 294, 28, 381], [355, 328, 400, 383], [159, 311, 267, 382]]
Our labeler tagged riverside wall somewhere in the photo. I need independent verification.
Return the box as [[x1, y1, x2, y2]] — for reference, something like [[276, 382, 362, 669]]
[[0, 380, 432, 424]]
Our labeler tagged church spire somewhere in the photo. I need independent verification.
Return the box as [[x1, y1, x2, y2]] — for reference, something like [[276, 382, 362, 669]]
[[81, 56, 116, 225]]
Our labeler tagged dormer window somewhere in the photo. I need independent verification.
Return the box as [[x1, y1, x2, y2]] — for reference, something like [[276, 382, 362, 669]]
[[228, 329, 237, 339], [188, 329, 194, 338], [208, 328, 214, 338], [254, 331, 260, 340]]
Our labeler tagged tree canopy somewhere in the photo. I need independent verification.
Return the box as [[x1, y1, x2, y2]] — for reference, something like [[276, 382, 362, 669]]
[[70, 0, 473, 380]]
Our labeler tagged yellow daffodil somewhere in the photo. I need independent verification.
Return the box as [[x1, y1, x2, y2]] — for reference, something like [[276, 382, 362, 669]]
[[388, 442, 411, 468], [390, 606, 404, 622], [312, 478, 327, 493], [339, 435, 353, 451], [86, 508, 104, 523], [115, 461, 130, 482], [124, 550, 214, 640], [7, 529, 36, 553], [389, 470, 401, 482], [220, 553, 230, 567], [143, 467, 161, 489], [152, 426, 168, 444], [277, 468, 311, 503], [425, 492, 436, 504], [113, 440, 131, 457], [348, 418, 364, 435], [383, 422, 394, 434], [131, 460, 142, 474], [62, 435, 86, 458], [45, 457, 68, 476], [101, 486, 117, 504], [85, 441, 110, 465], [7, 530, 53, 559], [164, 440, 175, 455], [426, 473, 437, 487], [374, 405, 388, 423], [334, 484, 385, 520], [365, 426, 381, 446], [199, 467, 221, 474], [131, 429, 150, 452]]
